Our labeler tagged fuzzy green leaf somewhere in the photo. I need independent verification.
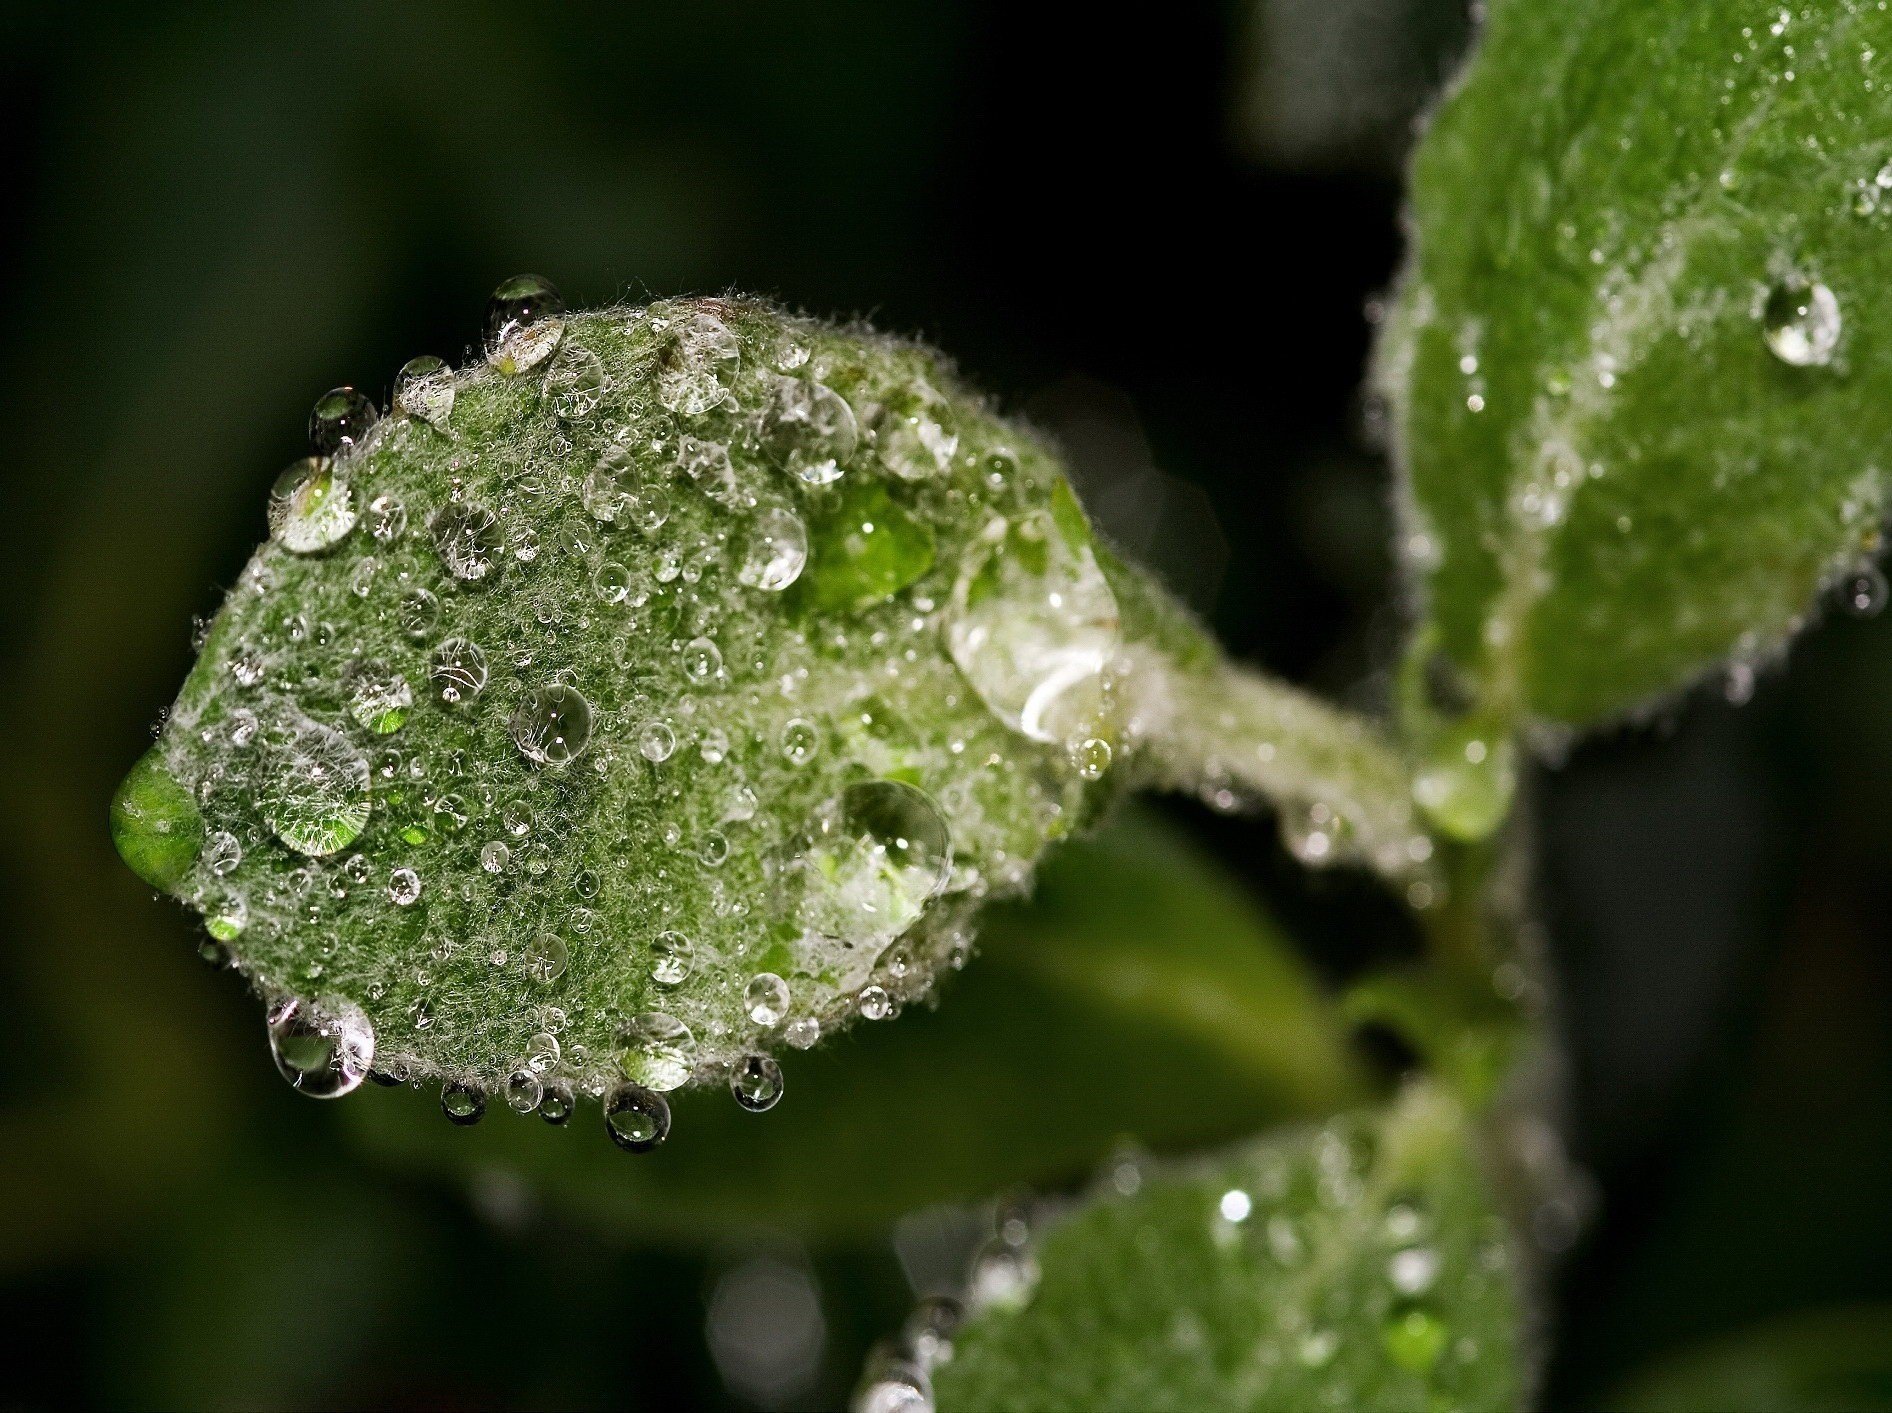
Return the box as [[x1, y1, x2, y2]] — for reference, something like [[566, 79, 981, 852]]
[[344, 809, 1368, 1241], [925, 1083, 1527, 1413], [1380, 0, 1892, 727]]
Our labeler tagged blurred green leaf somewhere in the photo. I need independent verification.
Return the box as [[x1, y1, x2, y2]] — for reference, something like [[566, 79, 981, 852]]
[[347, 807, 1368, 1243], [932, 1082, 1525, 1412], [1381, 0, 1892, 727], [1609, 1306, 1892, 1412]]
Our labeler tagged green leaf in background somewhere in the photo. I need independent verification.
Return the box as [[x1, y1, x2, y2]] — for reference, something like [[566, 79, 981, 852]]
[[346, 808, 1368, 1242], [1609, 1305, 1892, 1412], [1380, 0, 1892, 727], [926, 1081, 1527, 1413]]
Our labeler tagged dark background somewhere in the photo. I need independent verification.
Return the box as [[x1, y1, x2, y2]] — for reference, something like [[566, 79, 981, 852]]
[[2, 2, 1888, 1408]]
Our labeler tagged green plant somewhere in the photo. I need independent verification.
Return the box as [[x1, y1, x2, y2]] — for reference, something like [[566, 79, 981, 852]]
[[106, 1, 1892, 1406]]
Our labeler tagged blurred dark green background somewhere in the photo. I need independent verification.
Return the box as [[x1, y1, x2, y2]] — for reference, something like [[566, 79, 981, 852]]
[[3, 3, 1889, 1409]]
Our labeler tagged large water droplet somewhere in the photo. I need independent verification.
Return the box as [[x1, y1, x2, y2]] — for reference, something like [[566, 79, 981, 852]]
[[798, 479, 936, 613], [947, 483, 1121, 750], [730, 1053, 784, 1111], [605, 1082, 671, 1152], [260, 721, 372, 857], [745, 972, 790, 1026], [268, 458, 357, 553], [308, 386, 379, 455], [1412, 720, 1515, 842], [620, 1012, 695, 1091], [395, 355, 455, 426], [1763, 278, 1841, 366], [874, 380, 958, 481], [510, 683, 593, 766], [766, 375, 858, 484], [429, 636, 489, 704], [739, 507, 809, 591], [798, 780, 953, 947], [523, 932, 569, 984], [639, 309, 741, 415], [486, 274, 565, 374], [110, 748, 203, 891], [431, 502, 504, 582], [345, 660, 412, 734], [441, 1081, 486, 1125], [267, 994, 375, 1099]]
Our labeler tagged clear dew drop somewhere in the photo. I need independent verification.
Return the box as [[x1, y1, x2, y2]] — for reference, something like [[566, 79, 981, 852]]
[[307, 386, 379, 455], [345, 660, 412, 734], [650, 929, 695, 987], [1762, 278, 1841, 366], [545, 343, 605, 420], [267, 457, 357, 553], [738, 507, 809, 591], [766, 375, 858, 484], [874, 379, 958, 481], [780, 718, 819, 766], [968, 1237, 1040, 1312], [367, 494, 407, 542], [620, 1012, 695, 1091], [682, 636, 723, 682], [798, 780, 953, 946], [205, 829, 242, 877], [947, 487, 1122, 753], [1842, 562, 1887, 617], [260, 721, 372, 857], [441, 1081, 486, 1126], [527, 1030, 562, 1073], [641, 309, 741, 415], [539, 1083, 574, 1126], [858, 985, 894, 1021], [485, 273, 566, 374], [730, 1053, 784, 1112], [510, 683, 594, 766], [387, 867, 422, 906], [852, 1359, 933, 1413], [593, 561, 630, 603], [1412, 721, 1516, 843], [266, 994, 375, 1099], [505, 1069, 544, 1114], [637, 719, 677, 763], [480, 840, 511, 873], [395, 355, 455, 426], [745, 972, 790, 1026], [582, 442, 668, 530], [785, 1017, 821, 1050], [429, 636, 489, 704], [1389, 1245, 1442, 1297], [431, 502, 505, 582], [397, 588, 440, 640], [605, 1082, 672, 1152]]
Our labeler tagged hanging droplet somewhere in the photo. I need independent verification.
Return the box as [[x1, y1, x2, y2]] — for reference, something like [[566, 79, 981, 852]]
[[650, 930, 694, 987], [638, 308, 741, 415], [429, 636, 489, 704], [852, 1353, 933, 1413], [620, 1012, 695, 1091], [545, 343, 605, 420], [859, 985, 894, 1020], [268, 458, 357, 553], [259, 721, 372, 857], [486, 274, 566, 375], [431, 502, 505, 582], [947, 483, 1121, 751], [540, 1082, 574, 1125], [510, 683, 594, 766], [968, 1237, 1039, 1311], [738, 507, 809, 591], [505, 1069, 544, 1114], [345, 660, 412, 734], [395, 355, 455, 426], [307, 386, 379, 455], [441, 1081, 487, 1126], [605, 1082, 671, 1152], [745, 972, 790, 1026], [1762, 278, 1841, 367], [111, 749, 204, 893], [267, 994, 375, 1099], [785, 1017, 820, 1050], [765, 375, 858, 484], [730, 1053, 784, 1112]]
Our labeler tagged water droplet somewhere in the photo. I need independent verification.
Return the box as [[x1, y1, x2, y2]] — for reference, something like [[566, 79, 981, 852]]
[[640, 309, 741, 415], [798, 479, 936, 613], [1763, 278, 1841, 366], [486, 274, 565, 374], [746, 972, 790, 1026], [637, 719, 677, 763], [539, 1083, 574, 1125], [397, 588, 440, 640], [429, 636, 489, 704], [903, 1296, 963, 1369], [593, 561, 630, 604], [780, 718, 819, 765], [682, 636, 723, 682], [441, 1081, 487, 1126], [1412, 721, 1516, 842], [852, 1359, 933, 1413], [506, 1069, 544, 1114], [527, 1030, 562, 1073], [386, 867, 423, 907], [874, 380, 958, 481], [431, 502, 504, 582], [545, 343, 605, 420], [1843, 562, 1887, 617], [605, 1082, 671, 1152], [785, 1017, 820, 1050], [730, 1053, 784, 1111], [260, 722, 372, 856], [859, 985, 893, 1021], [345, 660, 413, 734], [766, 376, 858, 484], [510, 684, 594, 766], [620, 1012, 695, 1091], [947, 484, 1121, 750], [206, 829, 243, 877], [367, 494, 408, 542], [267, 994, 375, 1099], [110, 749, 203, 891], [1068, 736, 1112, 779], [968, 1238, 1039, 1311], [268, 457, 357, 553], [395, 355, 455, 426], [799, 780, 952, 945], [651, 930, 694, 987], [678, 434, 742, 507], [308, 386, 379, 455], [739, 507, 809, 591], [1218, 1189, 1252, 1223], [480, 840, 511, 873], [522, 926, 563, 983], [582, 442, 665, 530]]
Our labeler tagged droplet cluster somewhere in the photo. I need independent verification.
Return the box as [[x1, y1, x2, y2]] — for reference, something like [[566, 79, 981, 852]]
[[118, 284, 1124, 1138]]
